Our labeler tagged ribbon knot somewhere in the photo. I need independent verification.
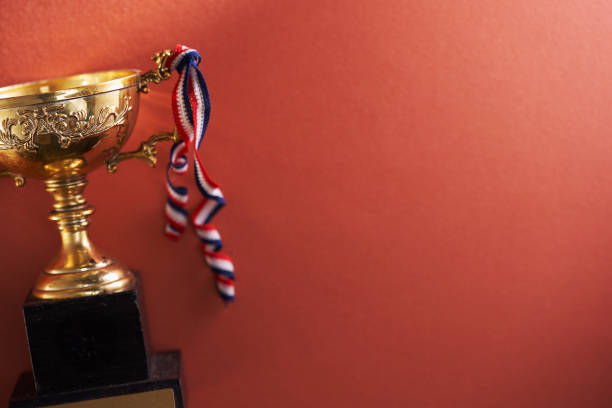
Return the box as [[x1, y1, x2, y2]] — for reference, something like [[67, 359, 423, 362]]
[[163, 44, 235, 302]]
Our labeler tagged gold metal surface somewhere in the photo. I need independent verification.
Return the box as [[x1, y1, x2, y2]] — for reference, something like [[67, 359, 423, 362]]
[[0, 96, 132, 152], [32, 175, 135, 299], [0, 50, 176, 299], [0, 70, 139, 110], [46, 389, 176, 408], [0, 85, 139, 179], [106, 129, 178, 173]]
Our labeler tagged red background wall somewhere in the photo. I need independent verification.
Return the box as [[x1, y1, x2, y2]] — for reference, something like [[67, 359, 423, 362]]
[[1, 1, 612, 406]]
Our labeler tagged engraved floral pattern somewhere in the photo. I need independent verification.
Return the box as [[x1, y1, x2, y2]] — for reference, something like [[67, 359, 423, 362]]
[[0, 96, 132, 151]]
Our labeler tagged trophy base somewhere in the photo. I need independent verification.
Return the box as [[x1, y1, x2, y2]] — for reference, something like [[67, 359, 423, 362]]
[[23, 279, 148, 394], [9, 352, 184, 408]]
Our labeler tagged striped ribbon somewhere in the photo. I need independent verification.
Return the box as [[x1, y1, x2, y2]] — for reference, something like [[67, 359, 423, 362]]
[[163, 44, 235, 302]]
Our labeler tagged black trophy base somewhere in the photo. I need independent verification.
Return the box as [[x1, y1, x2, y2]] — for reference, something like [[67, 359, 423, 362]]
[[23, 282, 149, 394], [9, 352, 184, 408]]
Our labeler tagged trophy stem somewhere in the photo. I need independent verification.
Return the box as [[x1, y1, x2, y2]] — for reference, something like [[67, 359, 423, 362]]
[[31, 175, 135, 300]]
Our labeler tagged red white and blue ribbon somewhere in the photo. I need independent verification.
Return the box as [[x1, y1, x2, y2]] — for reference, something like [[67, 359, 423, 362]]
[[163, 44, 235, 302]]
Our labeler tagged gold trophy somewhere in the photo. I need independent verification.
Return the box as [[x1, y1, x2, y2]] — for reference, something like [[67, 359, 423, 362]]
[[4, 50, 186, 408], [0, 50, 177, 300]]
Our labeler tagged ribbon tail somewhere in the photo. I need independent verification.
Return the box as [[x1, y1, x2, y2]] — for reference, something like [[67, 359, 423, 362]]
[[165, 141, 189, 240]]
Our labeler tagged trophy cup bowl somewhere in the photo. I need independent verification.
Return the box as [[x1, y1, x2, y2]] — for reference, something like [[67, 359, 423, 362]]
[[0, 52, 177, 300]]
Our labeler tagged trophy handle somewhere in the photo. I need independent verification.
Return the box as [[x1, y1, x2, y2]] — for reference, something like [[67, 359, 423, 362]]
[[0, 169, 25, 186], [106, 129, 179, 173], [106, 49, 181, 174], [137, 49, 173, 93]]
